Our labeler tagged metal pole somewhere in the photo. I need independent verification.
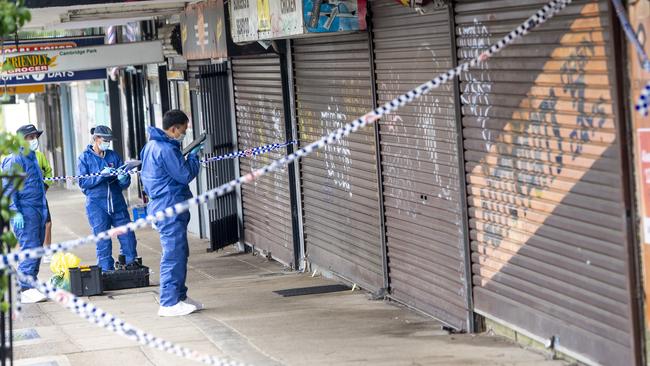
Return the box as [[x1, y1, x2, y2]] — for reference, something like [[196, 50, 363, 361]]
[[0, 181, 8, 366], [0, 176, 22, 366]]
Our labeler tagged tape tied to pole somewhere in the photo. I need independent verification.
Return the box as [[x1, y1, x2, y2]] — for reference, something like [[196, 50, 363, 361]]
[[42, 141, 297, 182]]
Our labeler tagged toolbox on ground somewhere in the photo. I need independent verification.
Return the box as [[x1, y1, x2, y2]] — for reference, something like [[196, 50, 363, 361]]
[[69, 265, 103, 297], [101, 256, 150, 291]]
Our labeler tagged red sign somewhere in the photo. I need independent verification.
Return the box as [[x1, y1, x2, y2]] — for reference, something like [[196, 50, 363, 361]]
[[638, 128, 650, 241]]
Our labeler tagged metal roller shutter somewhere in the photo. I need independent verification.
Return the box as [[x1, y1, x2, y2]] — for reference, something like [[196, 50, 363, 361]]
[[293, 33, 384, 291], [233, 54, 295, 267], [370, 1, 471, 330], [455, 1, 636, 364]]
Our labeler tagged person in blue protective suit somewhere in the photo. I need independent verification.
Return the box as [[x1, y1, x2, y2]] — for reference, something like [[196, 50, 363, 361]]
[[77, 125, 138, 272], [2, 124, 48, 304], [140, 109, 204, 317]]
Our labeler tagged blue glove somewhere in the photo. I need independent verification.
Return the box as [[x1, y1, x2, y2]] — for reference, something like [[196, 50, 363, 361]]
[[100, 167, 115, 177], [189, 143, 205, 156], [12, 213, 24, 230], [118, 173, 129, 183]]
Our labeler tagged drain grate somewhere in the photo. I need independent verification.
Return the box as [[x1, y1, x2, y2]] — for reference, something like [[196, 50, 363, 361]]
[[274, 284, 350, 297]]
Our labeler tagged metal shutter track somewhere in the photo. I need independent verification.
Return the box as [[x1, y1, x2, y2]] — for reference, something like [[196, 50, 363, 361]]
[[293, 33, 384, 291], [371, 1, 470, 330], [456, 1, 635, 364], [233, 55, 294, 266]]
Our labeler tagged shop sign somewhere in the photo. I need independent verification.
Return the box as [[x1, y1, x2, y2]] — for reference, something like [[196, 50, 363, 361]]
[[303, 0, 367, 33], [0, 41, 164, 78], [229, 0, 366, 43], [0, 37, 106, 85], [146, 63, 159, 80], [230, 0, 260, 43], [181, 0, 227, 60], [0, 84, 46, 94], [167, 71, 185, 80], [231, 0, 302, 42]]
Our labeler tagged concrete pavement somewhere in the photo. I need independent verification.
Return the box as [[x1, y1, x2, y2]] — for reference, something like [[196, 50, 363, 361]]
[[13, 188, 568, 366]]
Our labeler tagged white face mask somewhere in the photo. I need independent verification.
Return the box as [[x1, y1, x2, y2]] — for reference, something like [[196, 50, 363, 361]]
[[99, 141, 111, 151], [29, 139, 39, 151], [175, 133, 186, 143]]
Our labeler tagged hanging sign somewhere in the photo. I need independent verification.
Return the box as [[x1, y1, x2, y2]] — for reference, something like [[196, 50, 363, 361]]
[[303, 0, 366, 32], [258, 0, 272, 32], [229, 0, 304, 42], [0, 41, 164, 77], [230, 0, 259, 43], [229, 0, 365, 43], [167, 71, 185, 80], [0, 37, 107, 86], [181, 0, 227, 60]]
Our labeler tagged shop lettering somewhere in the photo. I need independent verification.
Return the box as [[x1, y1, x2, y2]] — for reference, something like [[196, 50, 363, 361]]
[[45, 71, 74, 78], [59, 48, 97, 56], [232, 0, 249, 10], [0, 71, 75, 81], [4, 42, 76, 53], [2, 54, 56, 74], [281, 0, 296, 13], [236, 18, 250, 35]]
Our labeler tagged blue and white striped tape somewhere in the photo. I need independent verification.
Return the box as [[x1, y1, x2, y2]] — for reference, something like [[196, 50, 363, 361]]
[[0, 0, 571, 272], [5, 1, 573, 364], [14, 270, 248, 366], [610, 0, 650, 116], [43, 141, 296, 182]]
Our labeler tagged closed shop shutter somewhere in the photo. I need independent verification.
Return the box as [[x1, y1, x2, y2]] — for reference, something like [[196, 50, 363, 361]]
[[233, 54, 295, 266], [293, 33, 384, 291], [456, 0, 636, 364], [371, 1, 471, 331]]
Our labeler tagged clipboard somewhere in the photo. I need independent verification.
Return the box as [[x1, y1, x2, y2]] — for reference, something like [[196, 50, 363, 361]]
[[182, 133, 207, 156], [118, 160, 142, 172]]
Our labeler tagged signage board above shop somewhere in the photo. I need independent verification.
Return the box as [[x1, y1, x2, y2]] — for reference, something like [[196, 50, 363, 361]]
[[230, 0, 367, 44], [0, 84, 46, 95], [0, 41, 164, 78], [181, 0, 227, 60], [303, 0, 366, 32], [0, 37, 107, 86]]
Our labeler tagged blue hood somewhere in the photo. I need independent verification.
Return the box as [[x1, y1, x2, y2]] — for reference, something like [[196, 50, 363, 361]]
[[147, 126, 181, 147], [140, 126, 200, 210]]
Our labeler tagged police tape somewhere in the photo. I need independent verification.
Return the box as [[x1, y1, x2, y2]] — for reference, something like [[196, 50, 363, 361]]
[[43, 141, 297, 182], [0, 0, 571, 270], [13, 271, 249, 366], [610, 0, 650, 116]]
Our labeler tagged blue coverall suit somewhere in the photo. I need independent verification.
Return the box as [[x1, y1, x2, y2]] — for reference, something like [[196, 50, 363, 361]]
[[2, 150, 47, 290], [140, 127, 200, 307], [77, 145, 137, 271]]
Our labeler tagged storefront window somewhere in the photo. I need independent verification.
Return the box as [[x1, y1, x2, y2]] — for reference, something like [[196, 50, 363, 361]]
[[69, 80, 110, 166], [177, 82, 196, 143]]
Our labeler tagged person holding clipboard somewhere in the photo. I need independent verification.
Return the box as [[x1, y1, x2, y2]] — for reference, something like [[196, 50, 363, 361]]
[[140, 110, 204, 317], [77, 125, 138, 272]]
